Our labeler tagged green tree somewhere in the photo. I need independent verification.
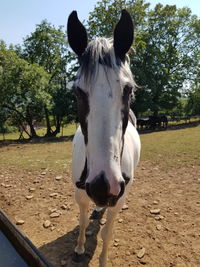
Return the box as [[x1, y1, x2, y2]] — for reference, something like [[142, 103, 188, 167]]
[[87, 1, 199, 116], [133, 4, 200, 115], [87, 0, 149, 38], [22, 20, 73, 136], [0, 43, 50, 138], [185, 77, 200, 116]]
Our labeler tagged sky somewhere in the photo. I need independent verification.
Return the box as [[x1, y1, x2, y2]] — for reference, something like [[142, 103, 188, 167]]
[[0, 0, 199, 46]]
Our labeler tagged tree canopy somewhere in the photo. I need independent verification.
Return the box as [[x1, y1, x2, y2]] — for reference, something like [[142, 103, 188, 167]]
[[87, 0, 200, 116], [0, 42, 50, 137], [0, 1, 199, 138]]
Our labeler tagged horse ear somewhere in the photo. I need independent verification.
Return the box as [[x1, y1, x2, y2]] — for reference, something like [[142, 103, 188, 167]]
[[113, 10, 134, 61], [67, 11, 88, 56]]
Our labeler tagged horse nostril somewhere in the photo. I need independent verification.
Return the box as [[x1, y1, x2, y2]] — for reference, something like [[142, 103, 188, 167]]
[[107, 182, 125, 207], [118, 181, 125, 199]]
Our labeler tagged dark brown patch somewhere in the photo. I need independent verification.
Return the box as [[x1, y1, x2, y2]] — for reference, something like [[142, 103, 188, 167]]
[[75, 87, 89, 144], [121, 85, 132, 135], [76, 158, 88, 189]]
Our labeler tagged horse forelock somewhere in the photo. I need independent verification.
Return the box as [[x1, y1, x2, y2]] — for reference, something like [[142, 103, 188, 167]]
[[77, 37, 136, 93]]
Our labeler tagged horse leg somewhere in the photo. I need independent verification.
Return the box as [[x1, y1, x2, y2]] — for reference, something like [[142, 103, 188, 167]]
[[99, 196, 125, 267], [90, 206, 106, 220], [74, 189, 90, 256]]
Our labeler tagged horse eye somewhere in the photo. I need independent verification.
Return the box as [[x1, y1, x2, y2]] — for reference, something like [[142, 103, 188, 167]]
[[123, 85, 132, 96]]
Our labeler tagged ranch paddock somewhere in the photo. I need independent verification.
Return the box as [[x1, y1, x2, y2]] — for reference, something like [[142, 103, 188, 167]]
[[0, 125, 200, 267]]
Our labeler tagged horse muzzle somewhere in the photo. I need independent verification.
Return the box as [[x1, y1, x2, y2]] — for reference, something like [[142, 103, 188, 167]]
[[85, 171, 125, 207]]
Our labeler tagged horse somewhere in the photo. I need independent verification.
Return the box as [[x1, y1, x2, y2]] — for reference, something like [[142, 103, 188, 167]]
[[148, 115, 168, 130], [137, 118, 150, 130], [67, 10, 141, 267]]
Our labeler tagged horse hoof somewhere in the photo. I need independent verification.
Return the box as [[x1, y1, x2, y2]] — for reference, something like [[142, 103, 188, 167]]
[[90, 208, 106, 220], [90, 210, 100, 220], [72, 252, 84, 262]]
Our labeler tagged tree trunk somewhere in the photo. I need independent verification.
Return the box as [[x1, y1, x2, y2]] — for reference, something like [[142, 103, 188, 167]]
[[26, 107, 38, 138], [29, 122, 38, 138], [52, 115, 61, 137], [153, 110, 158, 116], [44, 107, 52, 137]]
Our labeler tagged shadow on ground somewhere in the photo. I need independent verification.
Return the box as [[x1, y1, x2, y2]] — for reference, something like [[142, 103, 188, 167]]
[[1, 120, 199, 146], [0, 135, 74, 147], [39, 220, 101, 267], [138, 119, 200, 134]]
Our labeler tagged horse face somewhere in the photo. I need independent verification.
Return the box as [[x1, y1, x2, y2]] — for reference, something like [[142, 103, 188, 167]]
[[75, 64, 133, 206], [68, 11, 134, 207]]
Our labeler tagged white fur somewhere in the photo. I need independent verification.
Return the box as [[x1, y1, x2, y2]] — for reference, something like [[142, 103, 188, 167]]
[[71, 38, 141, 267], [72, 123, 140, 266]]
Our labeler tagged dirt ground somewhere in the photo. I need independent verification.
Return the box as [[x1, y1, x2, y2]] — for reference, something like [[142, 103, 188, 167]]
[[0, 161, 200, 267]]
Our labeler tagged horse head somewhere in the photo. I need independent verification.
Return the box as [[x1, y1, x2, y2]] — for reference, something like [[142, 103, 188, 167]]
[[67, 10, 135, 207]]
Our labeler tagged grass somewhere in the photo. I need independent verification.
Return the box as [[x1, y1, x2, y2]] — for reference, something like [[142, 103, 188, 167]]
[[0, 123, 77, 141], [0, 123, 76, 171], [140, 125, 200, 169], [0, 141, 72, 171], [0, 124, 199, 171]]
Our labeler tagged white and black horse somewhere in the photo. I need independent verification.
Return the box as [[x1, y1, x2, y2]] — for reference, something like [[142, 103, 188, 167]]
[[67, 10, 141, 267]]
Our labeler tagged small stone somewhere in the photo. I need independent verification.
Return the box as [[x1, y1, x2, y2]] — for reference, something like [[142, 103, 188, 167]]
[[126, 251, 131, 256], [49, 193, 58, 197], [150, 209, 160, 215], [50, 212, 60, 218], [153, 200, 159, 205], [29, 187, 35, 192], [61, 204, 68, 210], [40, 185, 45, 189], [5, 184, 11, 188], [26, 195, 33, 200], [41, 172, 46, 175], [122, 204, 128, 210], [1, 183, 5, 187], [99, 218, 106, 225], [118, 218, 123, 223], [154, 215, 164, 221], [50, 208, 57, 213], [16, 220, 25, 225], [114, 243, 119, 247], [50, 226, 56, 231], [43, 220, 51, 228], [156, 224, 162, 230], [55, 175, 63, 181], [137, 247, 146, 259]]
